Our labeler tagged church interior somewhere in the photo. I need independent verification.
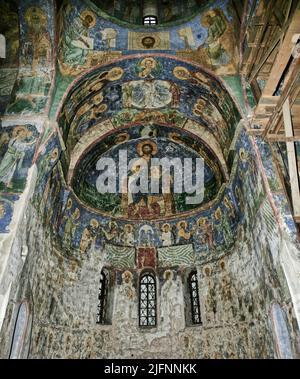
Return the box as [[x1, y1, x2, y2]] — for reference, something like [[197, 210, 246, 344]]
[[0, 0, 300, 359]]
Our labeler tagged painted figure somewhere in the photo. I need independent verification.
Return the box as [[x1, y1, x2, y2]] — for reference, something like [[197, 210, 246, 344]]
[[61, 10, 96, 67], [0, 126, 34, 189], [63, 208, 80, 248], [161, 223, 173, 247], [176, 221, 194, 244], [80, 219, 99, 253], [121, 224, 135, 247]]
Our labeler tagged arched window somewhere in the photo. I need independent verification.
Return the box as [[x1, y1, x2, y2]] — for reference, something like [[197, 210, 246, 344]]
[[139, 272, 157, 327], [189, 271, 202, 325], [9, 301, 32, 359], [0, 34, 6, 59], [96, 270, 109, 324], [143, 16, 158, 25]]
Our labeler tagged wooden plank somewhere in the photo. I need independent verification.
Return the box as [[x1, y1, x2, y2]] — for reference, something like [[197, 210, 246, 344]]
[[262, 58, 300, 136], [245, 1, 275, 78], [266, 135, 300, 142], [283, 99, 300, 216], [263, 4, 300, 96]]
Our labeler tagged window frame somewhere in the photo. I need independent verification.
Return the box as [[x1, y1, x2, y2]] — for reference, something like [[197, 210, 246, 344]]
[[189, 271, 202, 325], [143, 15, 158, 26], [139, 271, 157, 328]]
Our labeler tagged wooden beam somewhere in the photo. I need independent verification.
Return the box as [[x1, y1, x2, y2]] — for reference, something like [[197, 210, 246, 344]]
[[266, 135, 300, 142], [263, 4, 300, 96], [245, 1, 275, 79], [262, 58, 300, 137], [283, 99, 300, 217], [249, 30, 283, 83]]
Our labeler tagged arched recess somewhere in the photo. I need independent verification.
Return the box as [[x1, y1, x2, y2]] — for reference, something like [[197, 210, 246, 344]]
[[55, 54, 243, 203], [270, 302, 294, 359], [9, 300, 33, 359]]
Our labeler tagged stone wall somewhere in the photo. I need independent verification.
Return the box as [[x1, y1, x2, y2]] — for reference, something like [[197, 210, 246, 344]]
[[1, 184, 299, 358]]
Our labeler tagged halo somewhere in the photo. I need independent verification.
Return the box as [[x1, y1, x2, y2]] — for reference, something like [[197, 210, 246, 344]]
[[201, 10, 216, 28], [74, 208, 81, 219], [224, 196, 232, 209], [173, 66, 191, 81], [140, 57, 157, 69], [25, 7, 48, 28], [125, 224, 133, 232], [93, 92, 104, 104], [198, 217, 207, 226], [162, 223, 171, 231], [204, 266, 211, 276], [90, 81, 104, 92], [115, 133, 129, 145], [66, 198, 73, 209], [239, 148, 248, 162], [177, 220, 188, 229], [215, 207, 222, 220], [94, 103, 108, 114], [90, 219, 99, 228], [137, 140, 158, 157], [163, 269, 174, 280], [106, 67, 124, 81], [169, 132, 183, 144], [109, 221, 117, 229], [13, 126, 31, 138], [122, 270, 133, 281], [80, 10, 97, 28], [51, 148, 59, 159]]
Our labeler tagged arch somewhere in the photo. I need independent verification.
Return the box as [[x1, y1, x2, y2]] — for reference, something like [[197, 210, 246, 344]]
[[55, 54, 243, 158], [139, 271, 157, 327]]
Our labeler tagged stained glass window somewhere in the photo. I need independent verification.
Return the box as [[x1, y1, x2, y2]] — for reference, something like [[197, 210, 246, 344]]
[[139, 273, 157, 327], [96, 270, 109, 324], [189, 272, 202, 325], [143, 16, 158, 25]]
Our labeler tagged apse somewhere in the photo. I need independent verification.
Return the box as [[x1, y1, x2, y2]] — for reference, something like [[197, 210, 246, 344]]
[[1, 0, 300, 361]]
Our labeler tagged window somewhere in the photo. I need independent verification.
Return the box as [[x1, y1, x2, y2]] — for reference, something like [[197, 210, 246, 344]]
[[189, 272, 202, 325], [0, 34, 6, 59], [96, 270, 109, 324], [143, 16, 158, 25], [9, 301, 32, 359], [139, 272, 157, 327]]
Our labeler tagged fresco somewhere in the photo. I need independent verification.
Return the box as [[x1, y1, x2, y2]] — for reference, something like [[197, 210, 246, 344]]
[[3, 0, 55, 116], [72, 124, 224, 219], [0, 0, 19, 68], [28, 127, 272, 260], [0, 125, 38, 193], [177, 6, 239, 75], [0, 194, 19, 234], [57, 3, 122, 76], [56, 0, 239, 76], [58, 56, 241, 158]]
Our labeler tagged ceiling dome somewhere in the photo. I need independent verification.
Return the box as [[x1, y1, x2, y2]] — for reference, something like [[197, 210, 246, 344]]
[[90, 0, 209, 26]]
